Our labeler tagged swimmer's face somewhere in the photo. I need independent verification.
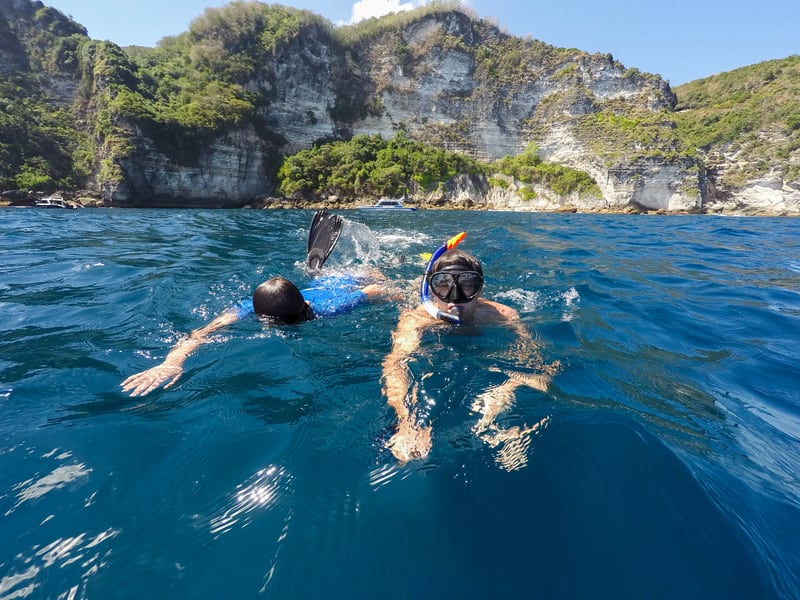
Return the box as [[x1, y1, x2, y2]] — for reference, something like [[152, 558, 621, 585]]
[[430, 267, 483, 318], [429, 250, 484, 321], [429, 268, 484, 303]]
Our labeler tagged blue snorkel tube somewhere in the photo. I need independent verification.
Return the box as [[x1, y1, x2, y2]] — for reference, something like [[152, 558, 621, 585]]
[[420, 231, 467, 325]]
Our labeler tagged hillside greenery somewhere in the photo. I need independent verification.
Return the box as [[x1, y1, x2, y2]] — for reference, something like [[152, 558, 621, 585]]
[[112, 3, 331, 156], [673, 55, 800, 182], [577, 104, 686, 164], [0, 75, 82, 190], [0, 1, 88, 190], [492, 142, 600, 198], [1, 0, 797, 197], [277, 131, 486, 199], [0, 1, 334, 190], [333, 0, 466, 46]]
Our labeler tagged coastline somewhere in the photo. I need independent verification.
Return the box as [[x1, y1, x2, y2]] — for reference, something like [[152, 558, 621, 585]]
[[2, 192, 797, 217]]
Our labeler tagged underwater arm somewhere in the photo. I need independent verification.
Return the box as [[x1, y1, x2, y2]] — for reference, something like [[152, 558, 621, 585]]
[[472, 386, 551, 472], [359, 282, 399, 301], [468, 303, 560, 468], [121, 308, 239, 397], [503, 304, 546, 367], [472, 370, 550, 432], [359, 276, 407, 303], [470, 371, 552, 471], [490, 301, 562, 378], [381, 308, 433, 462]]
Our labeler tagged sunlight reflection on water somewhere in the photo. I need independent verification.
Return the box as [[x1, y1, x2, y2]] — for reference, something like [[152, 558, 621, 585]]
[[209, 465, 291, 538]]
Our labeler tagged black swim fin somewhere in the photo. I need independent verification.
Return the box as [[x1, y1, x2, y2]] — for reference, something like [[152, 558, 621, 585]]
[[306, 210, 343, 272]]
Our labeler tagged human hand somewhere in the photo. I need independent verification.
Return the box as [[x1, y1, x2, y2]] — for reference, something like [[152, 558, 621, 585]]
[[121, 364, 183, 397], [386, 421, 432, 463]]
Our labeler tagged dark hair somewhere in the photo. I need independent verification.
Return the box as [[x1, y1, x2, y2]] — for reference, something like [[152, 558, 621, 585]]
[[431, 249, 483, 275], [252, 276, 312, 324]]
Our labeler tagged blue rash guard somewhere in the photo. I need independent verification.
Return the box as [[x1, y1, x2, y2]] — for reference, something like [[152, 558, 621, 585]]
[[235, 274, 368, 319]]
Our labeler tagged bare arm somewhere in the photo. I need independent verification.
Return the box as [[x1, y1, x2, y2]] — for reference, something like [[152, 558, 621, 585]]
[[382, 308, 425, 419], [381, 307, 434, 462], [121, 308, 239, 397], [360, 282, 406, 302], [482, 300, 546, 366], [469, 300, 560, 468]]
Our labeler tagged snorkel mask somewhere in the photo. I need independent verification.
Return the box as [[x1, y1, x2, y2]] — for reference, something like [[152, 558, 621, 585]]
[[420, 231, 467, 324]]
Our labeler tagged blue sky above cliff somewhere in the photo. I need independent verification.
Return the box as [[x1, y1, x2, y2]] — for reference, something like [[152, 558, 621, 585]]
[[46, 0, 798, 85]]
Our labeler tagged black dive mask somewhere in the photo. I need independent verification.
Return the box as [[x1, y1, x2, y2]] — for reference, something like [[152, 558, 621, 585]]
[[428, 269, 483, 303]]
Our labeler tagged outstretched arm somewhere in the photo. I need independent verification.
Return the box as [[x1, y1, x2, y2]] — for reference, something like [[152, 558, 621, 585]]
[[482, 299, 560, 375], [381, 308, 432, 462], [470, 301, 560, 469], [360, 281, 407, 303], [498, 302, 547, 366], [121, 308, 239, 397]]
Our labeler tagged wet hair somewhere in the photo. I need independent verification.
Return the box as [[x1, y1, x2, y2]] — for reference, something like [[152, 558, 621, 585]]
[[252, 276, 312, 324], [431, 249, 483, 276]]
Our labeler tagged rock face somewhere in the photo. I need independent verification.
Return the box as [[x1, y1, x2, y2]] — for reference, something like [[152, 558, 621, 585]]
[[533, 125, 703, 213], [313, 12, 709, 213], [701, 145, 800, 215], [4, 2, 798, 214], [114, 126, 270, 207], [106, 11, 707, 211]]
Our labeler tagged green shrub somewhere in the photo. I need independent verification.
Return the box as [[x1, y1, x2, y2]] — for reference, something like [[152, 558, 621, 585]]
[[278, 131, 485, 198], [492, 142, 600, 196]]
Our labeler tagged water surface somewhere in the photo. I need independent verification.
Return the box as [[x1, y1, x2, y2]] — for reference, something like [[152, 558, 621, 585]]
[[1, 209, 798, 599]]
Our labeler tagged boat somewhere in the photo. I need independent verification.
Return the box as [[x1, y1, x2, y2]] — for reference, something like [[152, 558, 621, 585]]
[[34, 195, 79, 209], [359, 197, 418, 211]]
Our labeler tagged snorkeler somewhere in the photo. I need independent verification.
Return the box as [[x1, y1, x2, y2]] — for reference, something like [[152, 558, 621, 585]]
[[121, 211, 389, 397], [381, 232, 560, 467]]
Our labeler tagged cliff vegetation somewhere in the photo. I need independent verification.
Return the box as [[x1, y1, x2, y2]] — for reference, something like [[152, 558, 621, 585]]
[[673, 56, 800, 187], [1, 0, 798, 214]]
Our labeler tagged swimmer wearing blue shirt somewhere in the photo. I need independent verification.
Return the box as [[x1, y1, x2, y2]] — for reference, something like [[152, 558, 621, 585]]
[[121, 210, 389, 397], [121, 273, 386, 397]]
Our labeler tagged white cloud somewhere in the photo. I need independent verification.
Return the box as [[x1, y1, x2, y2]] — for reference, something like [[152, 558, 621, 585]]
[[348, 0, 417, 24]]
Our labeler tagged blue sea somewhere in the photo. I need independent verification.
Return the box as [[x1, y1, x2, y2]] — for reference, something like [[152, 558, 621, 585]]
[[1, 208, 798, 599]]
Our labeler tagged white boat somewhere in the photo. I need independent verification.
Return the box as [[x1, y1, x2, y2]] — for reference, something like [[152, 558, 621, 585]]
[[34, 195, 78, 209], [360, 197, 418, 211]]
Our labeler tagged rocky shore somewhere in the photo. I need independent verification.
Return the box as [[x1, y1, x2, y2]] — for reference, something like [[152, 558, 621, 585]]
[[4, 188, 795, 216]]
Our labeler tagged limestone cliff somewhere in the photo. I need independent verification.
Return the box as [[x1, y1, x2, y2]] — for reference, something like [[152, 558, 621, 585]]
[[2, 1, 798, 214], [108, 9, 703, 211]]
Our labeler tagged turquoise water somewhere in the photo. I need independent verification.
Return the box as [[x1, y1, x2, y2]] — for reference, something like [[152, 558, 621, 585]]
[[1, 208, 798, 599]]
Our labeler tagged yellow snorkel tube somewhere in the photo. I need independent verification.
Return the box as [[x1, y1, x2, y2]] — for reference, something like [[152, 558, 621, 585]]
[[420, 231, 467, 324]]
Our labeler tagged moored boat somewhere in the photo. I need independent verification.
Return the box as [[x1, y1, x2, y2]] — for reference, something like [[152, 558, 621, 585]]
[[359, 197, 418, 211], [34, 195, 79, 209]]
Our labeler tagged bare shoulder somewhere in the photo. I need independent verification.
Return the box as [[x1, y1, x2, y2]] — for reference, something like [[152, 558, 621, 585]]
[[474, 299, 520, 322]]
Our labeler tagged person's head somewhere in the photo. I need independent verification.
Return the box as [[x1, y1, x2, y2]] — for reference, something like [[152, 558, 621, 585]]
[[428, 249, 484, 314], [252, 276, 313, 324]]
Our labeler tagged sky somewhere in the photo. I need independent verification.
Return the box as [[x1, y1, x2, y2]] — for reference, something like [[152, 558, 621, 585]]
[[43, 0, 799, 85]]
